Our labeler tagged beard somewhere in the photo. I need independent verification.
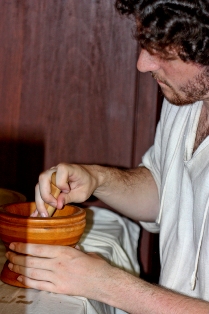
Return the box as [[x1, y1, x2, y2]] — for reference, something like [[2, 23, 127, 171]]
[[152, 67, 209, 106]]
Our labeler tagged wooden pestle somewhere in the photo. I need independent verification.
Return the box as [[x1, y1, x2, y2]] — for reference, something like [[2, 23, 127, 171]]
[[44, 172, 61, 217]]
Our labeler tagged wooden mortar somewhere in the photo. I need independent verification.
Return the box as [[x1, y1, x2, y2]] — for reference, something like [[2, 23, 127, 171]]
[[0, 173, 86, 288]]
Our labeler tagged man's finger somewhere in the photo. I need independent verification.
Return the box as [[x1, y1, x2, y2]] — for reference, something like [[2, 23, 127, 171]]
[[17, 275, 56, 292], [8, 242, 71, 258], [6, 251, 52, 271], [8, 262, 54, 282]]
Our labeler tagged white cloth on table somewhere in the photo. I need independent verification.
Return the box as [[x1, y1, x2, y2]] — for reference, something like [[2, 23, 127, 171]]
[[0, 206, 140, 314]]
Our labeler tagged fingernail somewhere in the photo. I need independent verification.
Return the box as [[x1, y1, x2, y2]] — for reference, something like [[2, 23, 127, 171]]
[[17, 276, 23, 282], [9, 243, 15, 250], [30, 209, 38, 217], [51, 202, 57, 207], [41, 212, 47, 217], [8, 263, 13, 270]]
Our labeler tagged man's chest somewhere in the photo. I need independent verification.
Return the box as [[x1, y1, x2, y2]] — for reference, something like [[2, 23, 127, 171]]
[[193, 105, 209, 153]]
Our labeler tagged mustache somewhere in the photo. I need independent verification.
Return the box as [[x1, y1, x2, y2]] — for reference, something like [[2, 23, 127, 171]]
[[151, 72, 171, 87]]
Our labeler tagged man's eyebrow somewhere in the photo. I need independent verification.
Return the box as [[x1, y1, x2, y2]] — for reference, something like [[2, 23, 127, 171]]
[[151, 47, 179, 60], [159, 53, 179, 61]]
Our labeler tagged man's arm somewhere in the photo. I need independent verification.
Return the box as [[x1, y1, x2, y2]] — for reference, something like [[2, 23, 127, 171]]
[[103, 266, 209, 314], [35, 163, 159, 221], [6, 243, 209, 314], [93, 164, 159, 221]]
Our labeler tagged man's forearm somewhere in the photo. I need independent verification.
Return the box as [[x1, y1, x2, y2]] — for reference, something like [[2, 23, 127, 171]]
[[90, 165, 159, 221], [97, 266, 209, 314]]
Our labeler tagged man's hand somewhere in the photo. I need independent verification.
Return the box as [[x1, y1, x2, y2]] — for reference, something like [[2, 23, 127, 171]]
[[34, 163, 99, 217], [6, 242, 110, 297]]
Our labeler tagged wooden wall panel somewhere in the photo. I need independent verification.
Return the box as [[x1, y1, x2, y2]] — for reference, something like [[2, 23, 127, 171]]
[[132, 71, 159, 167], [0, 0, 140, 198], [1, 1, 138, 163]]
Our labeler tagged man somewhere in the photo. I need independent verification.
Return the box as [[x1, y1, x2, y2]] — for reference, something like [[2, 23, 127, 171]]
[[6, 0, 209, 313]]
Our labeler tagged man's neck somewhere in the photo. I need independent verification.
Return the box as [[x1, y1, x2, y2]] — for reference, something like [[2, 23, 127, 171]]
[[203, 99, 209, 112], [193, 101, 209, 153]]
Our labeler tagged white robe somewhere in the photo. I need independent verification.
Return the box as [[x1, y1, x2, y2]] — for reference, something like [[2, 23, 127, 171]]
[[141, 99, 209, 300]]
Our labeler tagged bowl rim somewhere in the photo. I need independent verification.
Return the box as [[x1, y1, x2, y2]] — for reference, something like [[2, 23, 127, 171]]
[[0, 202, 86, 227]]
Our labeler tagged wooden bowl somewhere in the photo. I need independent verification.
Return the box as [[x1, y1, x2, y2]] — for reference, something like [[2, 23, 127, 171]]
[[0, 202, 86, 288], [0, 188, 26, 207]]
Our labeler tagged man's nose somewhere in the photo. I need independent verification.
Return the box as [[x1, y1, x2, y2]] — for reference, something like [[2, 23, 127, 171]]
[[137, 49, 160, 73]]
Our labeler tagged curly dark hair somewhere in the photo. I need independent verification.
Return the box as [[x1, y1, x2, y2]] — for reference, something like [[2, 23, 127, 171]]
[[115, 0, 209, 66]]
